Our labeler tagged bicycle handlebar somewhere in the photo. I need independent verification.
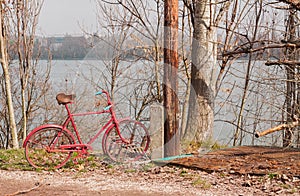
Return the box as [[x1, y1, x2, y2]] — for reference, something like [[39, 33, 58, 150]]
[[103, 105, 112, 111], [95, 91, 104, 96], [95, 90, 113, 109], [95, 90, 109, 96]]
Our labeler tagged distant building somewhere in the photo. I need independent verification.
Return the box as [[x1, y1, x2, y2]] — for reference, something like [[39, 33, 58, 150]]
[[47, 37, 64, 51], [34, 35, 89, 59]]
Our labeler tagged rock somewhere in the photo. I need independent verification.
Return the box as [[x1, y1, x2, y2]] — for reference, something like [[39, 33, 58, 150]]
[[281, 174, 290, 183], [242, 180, 252, 187]]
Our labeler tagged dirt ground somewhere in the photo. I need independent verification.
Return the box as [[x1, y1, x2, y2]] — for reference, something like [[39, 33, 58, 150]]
[[171, 146, 300, 176], [0, 146, 299, 196]]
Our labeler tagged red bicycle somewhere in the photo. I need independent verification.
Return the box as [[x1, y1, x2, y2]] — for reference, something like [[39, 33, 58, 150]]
[[23, 90, 150, 169]]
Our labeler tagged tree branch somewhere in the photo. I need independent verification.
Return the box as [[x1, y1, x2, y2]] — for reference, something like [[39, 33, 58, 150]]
[[223, 43, 297, 56], [278, 0, 300, 10], [255, 120, 299, 138], [265, 60, 300, 66]]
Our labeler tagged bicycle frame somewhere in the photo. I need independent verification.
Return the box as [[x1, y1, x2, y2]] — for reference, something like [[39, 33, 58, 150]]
[[61, 103, 128, 148], [63, 90, 131, 149]]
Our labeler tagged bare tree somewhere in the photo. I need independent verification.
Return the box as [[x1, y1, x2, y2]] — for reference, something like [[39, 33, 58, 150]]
[[217, 0, 300, 147], [98, 0, 164, 102], [0, 2, 18, 148], [91, 0, 166, 125], [13, 0, 44, 142], [0, 0, 53, 149], [182, 0, 217, 148], [233, 0, 264, 146]]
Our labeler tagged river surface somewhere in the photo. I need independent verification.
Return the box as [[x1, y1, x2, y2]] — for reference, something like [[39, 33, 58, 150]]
[[37, 59, 284, 148]]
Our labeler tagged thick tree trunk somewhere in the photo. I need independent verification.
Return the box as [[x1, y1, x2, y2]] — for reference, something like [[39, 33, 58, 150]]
[[284, 9, 297, 147], [183, 0, 216, 148], [163, 0, 180, 157]]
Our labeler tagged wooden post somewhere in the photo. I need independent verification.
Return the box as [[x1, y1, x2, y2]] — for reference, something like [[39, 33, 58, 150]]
[[163, 0, 180, 157]]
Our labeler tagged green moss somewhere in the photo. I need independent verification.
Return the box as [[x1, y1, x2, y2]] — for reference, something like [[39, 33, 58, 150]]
[[0, 149, 111, 172], [181, 139, 227, 153], [280, 183, 291, 189], [211, 142, 227, 150], [141, 162, 155, 172], [180, 169, 188, 177], [124, 168, 137, 173], [268, 173, 279, 180], [192, 177, 211, 189], [0, 149, 33, 171], [219, 172, 227, 178]]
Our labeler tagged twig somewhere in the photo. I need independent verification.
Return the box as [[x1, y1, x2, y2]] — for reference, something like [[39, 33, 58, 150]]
[[5, 182, 45, 196]]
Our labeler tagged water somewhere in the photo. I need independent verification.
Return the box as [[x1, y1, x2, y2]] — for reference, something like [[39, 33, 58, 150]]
[[214, 60, 285, 146], [36, 59, 286, 147]]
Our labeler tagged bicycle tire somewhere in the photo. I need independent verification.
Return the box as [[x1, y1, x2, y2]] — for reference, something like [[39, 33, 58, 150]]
[[102, 119, 150, 163], [24, 126, 74, 169]]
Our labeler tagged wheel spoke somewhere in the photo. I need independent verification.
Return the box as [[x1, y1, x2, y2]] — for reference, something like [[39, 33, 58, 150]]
[[24, 127, 74, 169], [103, 120, 150, 163]]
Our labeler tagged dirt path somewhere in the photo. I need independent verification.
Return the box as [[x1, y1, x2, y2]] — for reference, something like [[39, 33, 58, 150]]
[[1, 167, 258, 196], [0, 168, 274, 196], [0, 146, 299, 196]]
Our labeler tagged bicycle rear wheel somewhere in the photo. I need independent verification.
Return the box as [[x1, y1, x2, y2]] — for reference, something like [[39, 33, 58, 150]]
[[24, 126, 74, 169], [102, 120, 150, 163]]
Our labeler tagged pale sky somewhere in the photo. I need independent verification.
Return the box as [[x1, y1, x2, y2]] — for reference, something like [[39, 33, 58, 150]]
[[38, 0, 98, 36]]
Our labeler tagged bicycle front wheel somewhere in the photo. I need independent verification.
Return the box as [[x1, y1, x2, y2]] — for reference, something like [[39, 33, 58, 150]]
[[24, 126, 74, 169], [102, 120, 150, 163]]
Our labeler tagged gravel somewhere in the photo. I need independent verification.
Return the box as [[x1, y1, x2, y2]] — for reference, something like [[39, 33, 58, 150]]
[[1, 163, 299, 196]]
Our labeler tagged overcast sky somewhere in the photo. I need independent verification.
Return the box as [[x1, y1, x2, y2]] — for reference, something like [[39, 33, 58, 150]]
[[38, 0, 98, 36]]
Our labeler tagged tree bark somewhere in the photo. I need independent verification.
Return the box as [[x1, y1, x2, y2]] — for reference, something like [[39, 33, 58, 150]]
[[183, 0, 217, 148], [284, 9, 298, 147], [0, 4, 19, 149], [163, 0, 180, 157]]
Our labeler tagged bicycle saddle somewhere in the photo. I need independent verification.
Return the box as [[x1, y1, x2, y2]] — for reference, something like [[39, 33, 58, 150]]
[[56, 93, 76, 105]]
